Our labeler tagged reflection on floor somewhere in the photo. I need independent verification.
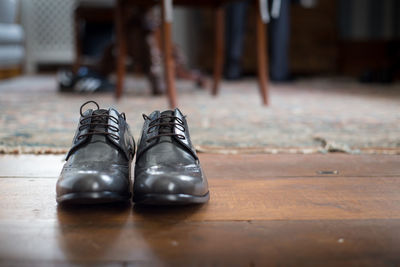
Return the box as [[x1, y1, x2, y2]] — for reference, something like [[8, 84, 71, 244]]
[[0, 153, 399, 265]]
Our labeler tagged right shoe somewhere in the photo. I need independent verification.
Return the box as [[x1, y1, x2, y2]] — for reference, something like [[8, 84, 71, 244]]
[[133, 108, 210, 205], [56, 100, 135, 205]]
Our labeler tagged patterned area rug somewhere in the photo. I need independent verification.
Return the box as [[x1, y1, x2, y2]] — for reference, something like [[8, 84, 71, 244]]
[[0, 75, 399, 154]]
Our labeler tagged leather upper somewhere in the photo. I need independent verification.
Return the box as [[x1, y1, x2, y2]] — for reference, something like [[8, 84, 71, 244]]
[[66, 108, 135, 161], [57, 107, 135, 198], [134, 108, 208, 197], [136, 108, 197, 162]]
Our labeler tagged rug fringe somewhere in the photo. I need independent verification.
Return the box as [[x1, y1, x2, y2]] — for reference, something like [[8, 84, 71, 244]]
[[0, 146, 68, 155], [0, 145, 399, 155], [194, 145, 400, 155]]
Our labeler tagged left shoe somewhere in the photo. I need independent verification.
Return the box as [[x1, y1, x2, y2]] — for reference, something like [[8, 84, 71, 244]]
[[133, 108, 210, 205], [56, 101, 135, 205]]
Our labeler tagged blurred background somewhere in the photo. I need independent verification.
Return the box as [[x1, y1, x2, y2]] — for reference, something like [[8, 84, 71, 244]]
[[0, 0, 399, 154], [1, 0, 399, 82]]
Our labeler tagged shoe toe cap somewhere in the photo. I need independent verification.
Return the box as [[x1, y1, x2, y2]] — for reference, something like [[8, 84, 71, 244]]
[[57, 166, 130, 197], [134, 165, 208, 196]]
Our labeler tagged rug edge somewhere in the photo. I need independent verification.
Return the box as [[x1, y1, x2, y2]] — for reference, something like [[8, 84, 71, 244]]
[[1, 145, 399, 155]]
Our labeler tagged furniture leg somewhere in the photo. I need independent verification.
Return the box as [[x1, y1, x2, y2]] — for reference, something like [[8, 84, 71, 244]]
[[212, 6, 225, 96], [115, 0, 126, 99], [161, 0, 177, 108], [256, 1, 269, 105]]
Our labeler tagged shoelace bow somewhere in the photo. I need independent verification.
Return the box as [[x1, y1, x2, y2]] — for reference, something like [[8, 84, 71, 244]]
[[143, 113, 186, 142], [77, 100, 123, 141]]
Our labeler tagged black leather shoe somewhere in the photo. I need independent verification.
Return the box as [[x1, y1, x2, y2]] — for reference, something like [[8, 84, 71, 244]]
[[56, 101, 135, 204], [133, 108, 209, 205]]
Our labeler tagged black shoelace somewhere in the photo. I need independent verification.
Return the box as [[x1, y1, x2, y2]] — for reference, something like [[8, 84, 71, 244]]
[[143, 113, 186, 143], [77, 100, 121, 141]]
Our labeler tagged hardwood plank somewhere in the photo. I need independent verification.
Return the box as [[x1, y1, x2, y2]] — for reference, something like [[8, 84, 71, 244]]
[[0, 155, 64, 178], [1, 154, 399, 178], [200, 154, 400, 178], [0, 219, 399, 265], [0, 154, 399, 265], [0, 176, 399, 222]]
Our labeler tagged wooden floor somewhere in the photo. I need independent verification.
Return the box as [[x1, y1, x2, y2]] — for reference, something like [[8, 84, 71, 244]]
[[0, 153, 399, 266]]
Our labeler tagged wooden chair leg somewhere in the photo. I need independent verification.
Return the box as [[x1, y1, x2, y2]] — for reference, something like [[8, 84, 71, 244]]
[[212, 7, 225, 96], [256, 3, 269, 105], [115, 0, 126, 99], [161, 0, 177, 108]]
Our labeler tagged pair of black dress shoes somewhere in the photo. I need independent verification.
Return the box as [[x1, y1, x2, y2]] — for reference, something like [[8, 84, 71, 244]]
[[56, 101, 209, 205]]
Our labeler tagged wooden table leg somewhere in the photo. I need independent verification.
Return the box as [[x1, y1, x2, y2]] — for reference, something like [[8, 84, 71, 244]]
[[115, 0, 126, 99], [256, 1, 269, 105], [212, 7, 225, 96], [161, 0, 177, 108]]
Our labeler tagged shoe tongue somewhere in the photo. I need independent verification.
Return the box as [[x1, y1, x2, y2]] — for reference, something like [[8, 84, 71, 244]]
[[160, 110, 174, 117], [91, 109, 108, 125], [93, 108, 108, 115], [158, 110, 175, 140], [89, 109, 109, 141]]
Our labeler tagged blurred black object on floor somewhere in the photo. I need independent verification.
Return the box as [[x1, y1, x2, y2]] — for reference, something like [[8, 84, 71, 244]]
[[58, 67, 115, 93]]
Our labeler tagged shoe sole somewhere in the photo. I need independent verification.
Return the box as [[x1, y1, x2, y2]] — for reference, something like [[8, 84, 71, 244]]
[[133, 192, 210, 205], [57, 191, 131, 205]]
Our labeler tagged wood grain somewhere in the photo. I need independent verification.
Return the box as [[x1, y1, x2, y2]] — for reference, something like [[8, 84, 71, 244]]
[[0, 154, 399, 265], [0, 220, 399, 265], [0, 176, 400, 222], [200, 154, 400, 178], [0, 155, 64, 178], [1, 154, 398, 178]]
